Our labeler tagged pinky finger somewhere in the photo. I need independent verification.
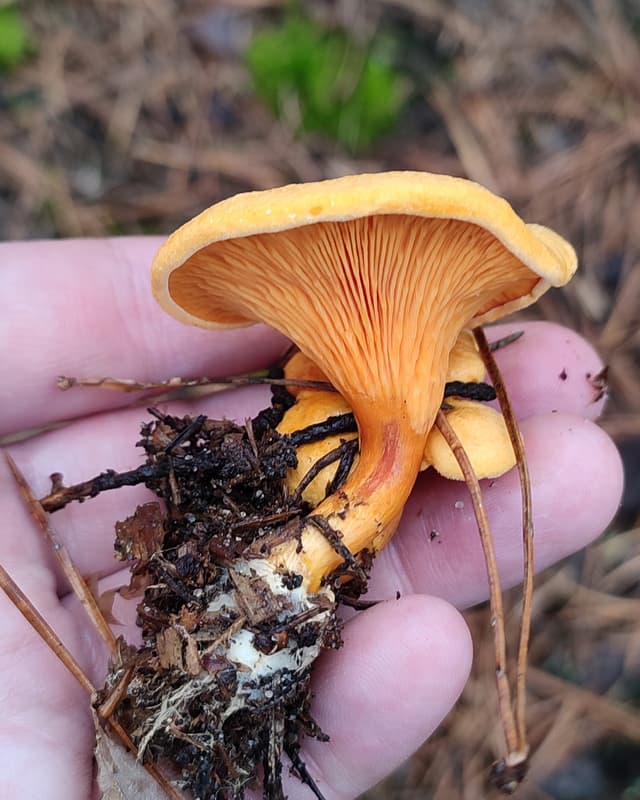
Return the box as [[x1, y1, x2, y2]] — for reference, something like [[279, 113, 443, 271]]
[[291, 595, 472, 800]]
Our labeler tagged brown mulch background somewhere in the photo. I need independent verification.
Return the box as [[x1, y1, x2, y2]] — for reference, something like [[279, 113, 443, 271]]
[[1, 1, 639, 798]]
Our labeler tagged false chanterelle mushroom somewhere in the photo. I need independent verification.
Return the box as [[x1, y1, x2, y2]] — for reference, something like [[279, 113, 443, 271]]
[[152, 171, 574, 580], [5, 172, 575, 800], [144, 171, 576, 795]]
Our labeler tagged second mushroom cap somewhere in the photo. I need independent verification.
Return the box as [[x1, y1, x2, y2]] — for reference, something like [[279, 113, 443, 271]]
[[152, 171, 575, 436]]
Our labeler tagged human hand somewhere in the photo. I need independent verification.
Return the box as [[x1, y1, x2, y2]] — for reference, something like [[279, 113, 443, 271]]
[[0, 238, 623, 799]]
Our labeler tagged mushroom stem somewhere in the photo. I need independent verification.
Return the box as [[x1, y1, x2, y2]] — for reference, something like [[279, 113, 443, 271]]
[[271, 415, 427, 590]]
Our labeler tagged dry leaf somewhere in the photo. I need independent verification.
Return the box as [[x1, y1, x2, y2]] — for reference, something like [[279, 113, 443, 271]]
[[156, 627, 183, 671], [97, 587, 125, 625], [115, 502, 165, 562], [94, 712, 171, 800]]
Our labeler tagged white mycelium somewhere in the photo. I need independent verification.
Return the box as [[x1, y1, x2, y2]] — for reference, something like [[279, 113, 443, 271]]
[[136, 558, 335, 759]]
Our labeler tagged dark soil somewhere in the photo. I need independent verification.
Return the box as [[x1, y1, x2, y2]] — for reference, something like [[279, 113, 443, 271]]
[[91, 392, 344, 800]]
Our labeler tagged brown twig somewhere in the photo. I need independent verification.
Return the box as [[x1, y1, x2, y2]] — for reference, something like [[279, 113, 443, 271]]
[[96, 663, 136, 722], [306, 514, 368, 585], [287, 414, 357, 447], [0, 520, 182, 799], [475, 326, 534, 759], [434, 410, 524, 790], [57, 373, 335, 393], [40, 462, 167, 512], [58, 372, 499, 402], [285, 743, 328, 800], [488, 331, 524, 352], [4, 451, 119, 655], [0, 562, 96, 695], [292, 439, 358, 503]]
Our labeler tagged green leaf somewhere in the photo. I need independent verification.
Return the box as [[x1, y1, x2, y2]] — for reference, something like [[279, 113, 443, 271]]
[[245, 12, 408, 153], [623, 778, 640, 800], [0, 4, 29, 69]]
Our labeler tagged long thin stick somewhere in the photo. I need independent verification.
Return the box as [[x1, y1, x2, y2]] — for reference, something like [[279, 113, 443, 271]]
[[58, 373, 498, 400], [57, 373, 334, 393], [1, 455, 183, 798], [4, 452, 118, 655], [474, 326, 534, 756], [434, 411, 520, 765], [0, 562, 96, 694], [96, 664, 136, 721], [0, 557, 182, 799]]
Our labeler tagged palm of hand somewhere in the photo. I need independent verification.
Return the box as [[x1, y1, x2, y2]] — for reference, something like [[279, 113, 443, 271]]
[[0, 239, 623, 799]]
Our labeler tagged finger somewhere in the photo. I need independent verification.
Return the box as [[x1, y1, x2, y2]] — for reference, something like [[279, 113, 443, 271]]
[[0, 567, 94, 800], [0, 238, 287, 436], [61, 588, 469, 799], [0, 623, 94, 800], [371, 412, 624, 608], [4, 323, 613, 592], [1, 385, 273, 589], [290, 595, 472, 799], [488, 320, 607, 420]]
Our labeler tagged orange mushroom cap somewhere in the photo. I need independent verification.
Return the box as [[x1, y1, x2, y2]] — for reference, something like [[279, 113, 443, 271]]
[[152, 171, 574, 434], [423, 400, 516, 479], [151, 172, 576, 587], [446, 328, 486, 384]]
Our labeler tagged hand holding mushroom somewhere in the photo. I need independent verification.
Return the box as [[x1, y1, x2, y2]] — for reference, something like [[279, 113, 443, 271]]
[[0, 182, 623, 800], [146, 173, 594, 790]]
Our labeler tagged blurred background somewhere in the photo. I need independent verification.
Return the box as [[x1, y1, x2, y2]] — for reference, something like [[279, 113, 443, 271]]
[[1, 1, 639, 797]]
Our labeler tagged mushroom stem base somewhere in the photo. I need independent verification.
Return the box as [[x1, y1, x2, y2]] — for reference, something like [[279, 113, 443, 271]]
[[271, 418, 427, 591]]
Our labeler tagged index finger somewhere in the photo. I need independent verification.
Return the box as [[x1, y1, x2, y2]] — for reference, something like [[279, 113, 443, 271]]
[[0, 237, 287, 436]]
